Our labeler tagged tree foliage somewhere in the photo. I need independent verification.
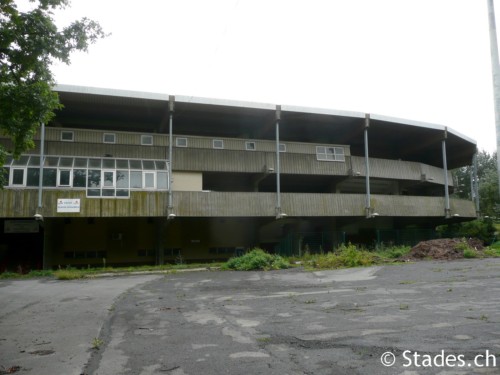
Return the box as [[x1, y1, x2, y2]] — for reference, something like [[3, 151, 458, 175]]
[[452, 150, 499, 217], [0, 0, 106, 184]]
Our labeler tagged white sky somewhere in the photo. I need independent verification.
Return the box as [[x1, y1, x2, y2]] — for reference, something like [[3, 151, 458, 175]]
[[47, 0, 500, 153]]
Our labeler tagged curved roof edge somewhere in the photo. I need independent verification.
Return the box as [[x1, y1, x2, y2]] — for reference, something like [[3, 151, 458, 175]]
[[54, 84, 476, 146], [370, 113, 476, 146]]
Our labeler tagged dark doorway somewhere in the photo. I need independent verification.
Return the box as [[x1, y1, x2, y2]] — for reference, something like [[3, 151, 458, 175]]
[[0, 219, 44, 272]]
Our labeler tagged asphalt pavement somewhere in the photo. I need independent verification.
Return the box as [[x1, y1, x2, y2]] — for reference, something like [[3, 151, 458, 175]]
[[1, 259, 500, 374]]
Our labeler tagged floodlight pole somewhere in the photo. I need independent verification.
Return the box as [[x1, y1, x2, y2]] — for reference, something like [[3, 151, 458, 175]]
[[487, 0, 500, 197]]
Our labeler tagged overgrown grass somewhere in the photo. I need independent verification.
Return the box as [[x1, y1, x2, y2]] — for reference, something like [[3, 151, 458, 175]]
[[310, 244, 378, 269], [0, 269, 54, 279], [0, 262, 224, 280], [223, 248, 289, 271]]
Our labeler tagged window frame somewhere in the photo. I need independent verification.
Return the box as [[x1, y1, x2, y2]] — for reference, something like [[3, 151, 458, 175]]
[[175, 137, 188, 147], [316, 146, 345, 162], [10, 168, 26, 186], [57, 169, 72, 187], [141, 134, 153, 146], [103, 133, 116, 144], [245, 141, 256, 151], [60, 131, 74, 142], [213, 139, 224, 149]]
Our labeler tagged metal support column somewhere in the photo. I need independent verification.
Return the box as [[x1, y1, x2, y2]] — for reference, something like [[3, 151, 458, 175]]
[[275, 105, 284, 219], [472, 151, 480, 215], [364, 114, 372, 218], [37, 122, 45, 211], [442, 128, 451, 218], [167, 96, 175, 219]]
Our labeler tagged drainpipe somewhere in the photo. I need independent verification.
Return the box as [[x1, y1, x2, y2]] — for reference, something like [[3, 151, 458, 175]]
[[442, 128, 451, 218], [364, 114, 372, 218], [37, 122, 45, 211], [167, 96, 175, 219], [275, 105, 283, 219], [472, 151, 480, 216]]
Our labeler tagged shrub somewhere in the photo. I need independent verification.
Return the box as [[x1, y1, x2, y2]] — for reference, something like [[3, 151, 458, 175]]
[[436, 218, 496, 244], [313, 243, 376, 269], [224, 248, 289, 271]]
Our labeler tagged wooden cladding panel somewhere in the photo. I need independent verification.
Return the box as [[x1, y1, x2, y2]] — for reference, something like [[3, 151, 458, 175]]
[[46, 142, 167, 159], [0, 189, 476, 218]]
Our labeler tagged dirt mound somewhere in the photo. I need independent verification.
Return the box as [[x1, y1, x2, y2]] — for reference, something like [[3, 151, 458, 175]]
[[403, 238, 484, 261]]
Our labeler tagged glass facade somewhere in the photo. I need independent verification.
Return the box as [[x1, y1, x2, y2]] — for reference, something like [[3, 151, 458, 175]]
[[2, 155, 169, 198]]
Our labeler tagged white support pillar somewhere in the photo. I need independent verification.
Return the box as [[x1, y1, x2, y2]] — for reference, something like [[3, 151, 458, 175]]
[[167, 96, 175, 219], [442, 128, 451, 218]]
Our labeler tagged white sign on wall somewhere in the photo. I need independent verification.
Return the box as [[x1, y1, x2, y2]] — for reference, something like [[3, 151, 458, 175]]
[[57, 199, 81, 213]]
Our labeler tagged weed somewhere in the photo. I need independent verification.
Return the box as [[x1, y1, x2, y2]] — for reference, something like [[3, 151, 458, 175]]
[[223, 248, 289, 271], [399, 280, 416, 285], [447, 288, 453, 292], [92, 337, 103, 349], [304, 299, 316, 304], [313, 243, 376, 269], [480, 314, 489, 321], [256, 337, 271, 343], [53, 269, 86, 280], [399, 304, 409, 310]]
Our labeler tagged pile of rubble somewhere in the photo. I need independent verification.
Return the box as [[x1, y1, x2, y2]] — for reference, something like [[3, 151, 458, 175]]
[[403, 238, 484, 261]]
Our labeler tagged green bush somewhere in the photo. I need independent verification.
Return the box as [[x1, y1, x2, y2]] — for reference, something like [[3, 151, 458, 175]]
[[224, 248, 289, 271], [376, 245, 411, 259], [313, 243, 376, 269], [436, 218, 496, 244]]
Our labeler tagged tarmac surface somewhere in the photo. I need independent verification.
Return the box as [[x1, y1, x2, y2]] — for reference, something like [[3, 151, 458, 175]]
[[1, 259, 500, 374]]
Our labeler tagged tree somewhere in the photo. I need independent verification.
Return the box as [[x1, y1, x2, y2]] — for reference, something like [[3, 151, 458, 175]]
[[453, 150, 500, 217], [0, 0, 106, 186]]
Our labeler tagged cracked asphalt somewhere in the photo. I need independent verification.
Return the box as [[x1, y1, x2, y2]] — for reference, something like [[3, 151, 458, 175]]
[[2, 259, 500, 374]]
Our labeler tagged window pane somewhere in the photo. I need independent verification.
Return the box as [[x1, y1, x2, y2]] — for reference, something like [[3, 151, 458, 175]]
[[116, 159, 129, 169], [61, 131, 74, 141], [44, 157, 59, 167], [157, 172, 168, 189], [116, 170, 129, 188], [116, 189, 129, 197], [28, 156, 41, 166], [155, 161, 167, 170], [88, 158, 101, 168], [73, 169, 86, 187], [88, 170, 101, 188], [59, 170, 71, 186], [87, 189, 100, 197], [59, 157, 73, 167], [130, 171, 142, 188], [12, 156, 29, 166], [12, 169, 25, 185], [102, 159, 115, 169], [129, 160, 142, 169], [43, 168, 57, 187], [27, 168, 40, 186], [141, 135, 153, 145], [103, 171, 114, 187], [103, 133, 116, 143], [74, 158, 87, 168], [144, 172, 155, 188], [102, 189, 115, 197], [142, 160, 155, 170]]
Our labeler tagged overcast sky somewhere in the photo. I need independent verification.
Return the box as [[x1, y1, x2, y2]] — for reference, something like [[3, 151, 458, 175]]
[[47, 0, 500, 153]]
